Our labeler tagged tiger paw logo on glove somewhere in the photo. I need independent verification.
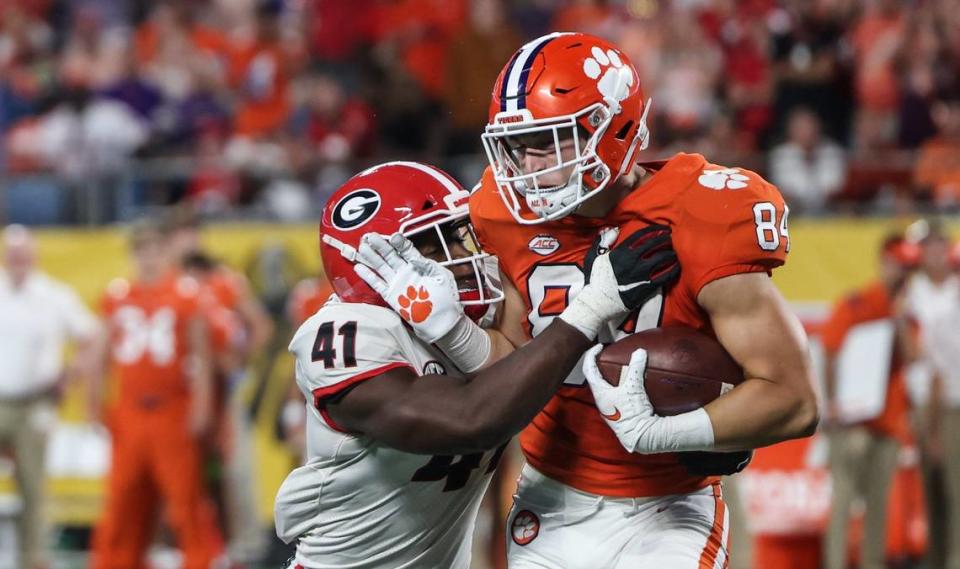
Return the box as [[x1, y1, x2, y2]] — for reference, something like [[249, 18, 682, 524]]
[[398, 286, 433, 323]]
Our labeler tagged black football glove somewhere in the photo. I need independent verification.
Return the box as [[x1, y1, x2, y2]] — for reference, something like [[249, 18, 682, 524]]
[[582, 224, 681, 310], [678, 450, 754, 477], [559, 225, 681, 339]]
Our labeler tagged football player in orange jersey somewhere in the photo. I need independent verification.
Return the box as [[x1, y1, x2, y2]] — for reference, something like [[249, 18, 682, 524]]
[[167, 210, 273, 561], [88, 219, 222, 569], [356, 32, 819, 568], [168, 209, 274, 358]]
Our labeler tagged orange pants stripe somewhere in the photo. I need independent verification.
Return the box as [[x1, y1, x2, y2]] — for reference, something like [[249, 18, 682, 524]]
[[698, 482, 728, 569]]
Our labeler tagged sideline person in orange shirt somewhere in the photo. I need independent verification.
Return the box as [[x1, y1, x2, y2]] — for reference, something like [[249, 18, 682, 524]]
[[821, 233, 918, 569], [88, 220, 222, 569]]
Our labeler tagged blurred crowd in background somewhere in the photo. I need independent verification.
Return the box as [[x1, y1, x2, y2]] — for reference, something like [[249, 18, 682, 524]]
[[3, 2, 960, 569], [2, 0, 960, 224]]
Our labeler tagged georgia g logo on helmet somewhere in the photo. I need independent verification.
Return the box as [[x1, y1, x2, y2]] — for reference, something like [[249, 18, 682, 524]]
[[331, 189, 381, 230]]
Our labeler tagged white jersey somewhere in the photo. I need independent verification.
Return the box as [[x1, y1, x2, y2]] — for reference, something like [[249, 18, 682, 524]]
[[275, 297, 503, 569], [903, 273, 960, 404]]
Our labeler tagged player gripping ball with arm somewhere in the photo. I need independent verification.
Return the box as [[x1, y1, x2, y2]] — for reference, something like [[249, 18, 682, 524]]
[[373, 33, 819, 568]]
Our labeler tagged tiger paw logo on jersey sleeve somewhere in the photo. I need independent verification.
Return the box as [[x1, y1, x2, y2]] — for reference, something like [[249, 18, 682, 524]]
[[582, 46, 634, 104], [698, 168, 750, 190], [511, 510, 540, 546], [398, 286, 433, 323]]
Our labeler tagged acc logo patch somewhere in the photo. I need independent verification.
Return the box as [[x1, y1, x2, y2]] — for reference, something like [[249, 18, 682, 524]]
[[331, 189, 381, 230], [528, 234, 560, 256], [511, 510, 540, 546]]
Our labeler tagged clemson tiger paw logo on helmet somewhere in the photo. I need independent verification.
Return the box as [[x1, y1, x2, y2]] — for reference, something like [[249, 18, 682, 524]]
[[398, 286, 433, 323], [698, 168, 750, 190], [582, 46, 634, 104]]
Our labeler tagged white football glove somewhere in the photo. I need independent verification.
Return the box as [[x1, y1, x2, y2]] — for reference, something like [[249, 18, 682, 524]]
[[582, 344, 715, 454], [354, 233, 464, 344]]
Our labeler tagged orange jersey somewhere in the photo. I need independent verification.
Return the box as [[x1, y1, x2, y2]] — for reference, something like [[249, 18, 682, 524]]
[[202, 294, 241, 356], [287, 277, 334, 325], [102, 274, 204, 407], [204, 267, 246, 311], [470, 152, 789, 497], [819, 281, 911, 442], [198, 268, 246, 355]]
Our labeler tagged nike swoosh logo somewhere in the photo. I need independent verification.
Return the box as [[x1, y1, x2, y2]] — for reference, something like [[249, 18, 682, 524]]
[[601, 407, 622, 421], [618, 280, 651, 292]]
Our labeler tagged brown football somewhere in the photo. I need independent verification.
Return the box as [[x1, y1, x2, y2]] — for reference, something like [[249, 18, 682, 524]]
[[596, 327, 743, 416]]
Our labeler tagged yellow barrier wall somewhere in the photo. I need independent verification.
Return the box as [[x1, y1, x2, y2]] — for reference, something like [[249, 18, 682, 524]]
[[772, 218, 958, 302]]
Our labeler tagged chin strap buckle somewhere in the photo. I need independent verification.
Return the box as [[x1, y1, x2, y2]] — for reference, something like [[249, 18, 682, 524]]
[[322, 234, 358, 262]]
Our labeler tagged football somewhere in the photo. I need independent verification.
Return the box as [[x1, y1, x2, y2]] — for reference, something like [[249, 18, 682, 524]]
[[596, 327, 744, 416]]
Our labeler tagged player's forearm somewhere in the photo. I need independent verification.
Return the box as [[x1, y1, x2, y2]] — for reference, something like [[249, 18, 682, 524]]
[[463, 319, 590, 444], [704, 374, 819, 451], [185, 315, 215, 433], [380, 320, 590, 454], [697, 273, 819, 450]]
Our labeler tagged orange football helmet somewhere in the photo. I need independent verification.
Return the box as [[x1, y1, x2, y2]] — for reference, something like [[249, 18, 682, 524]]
[[481, 32, 650, 224]]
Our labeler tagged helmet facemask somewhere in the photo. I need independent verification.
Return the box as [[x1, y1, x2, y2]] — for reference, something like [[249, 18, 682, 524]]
[[402, 213, 503, 322], [482, 104, 614, 225]]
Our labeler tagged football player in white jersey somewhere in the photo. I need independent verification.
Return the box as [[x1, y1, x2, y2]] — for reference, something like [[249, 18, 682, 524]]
[[274, 161, 680, 569]]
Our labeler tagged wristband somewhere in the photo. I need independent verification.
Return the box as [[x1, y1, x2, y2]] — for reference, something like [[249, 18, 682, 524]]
[[631, 408, 716, 454], [435, 316, 493, 373]]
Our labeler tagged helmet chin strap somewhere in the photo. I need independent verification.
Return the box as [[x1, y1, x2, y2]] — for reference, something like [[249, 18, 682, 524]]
[[322, 234, 359, 262], [618, 98, 654, 178], [526, 177, 580, 218]]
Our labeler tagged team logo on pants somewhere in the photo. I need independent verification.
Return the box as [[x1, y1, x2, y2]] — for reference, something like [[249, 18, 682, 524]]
[[511, 509, 540, 546]]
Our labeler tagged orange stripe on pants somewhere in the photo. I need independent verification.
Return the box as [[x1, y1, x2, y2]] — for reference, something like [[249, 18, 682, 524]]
[[698, 482, 727, 569]]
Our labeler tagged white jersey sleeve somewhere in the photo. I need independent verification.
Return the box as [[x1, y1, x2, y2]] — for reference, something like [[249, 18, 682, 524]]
[[288, 298, 415, 405]]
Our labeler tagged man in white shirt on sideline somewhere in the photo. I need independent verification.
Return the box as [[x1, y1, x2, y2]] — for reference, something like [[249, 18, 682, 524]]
[[0, 224, 99, 569], [903, 219, 960, 569]]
